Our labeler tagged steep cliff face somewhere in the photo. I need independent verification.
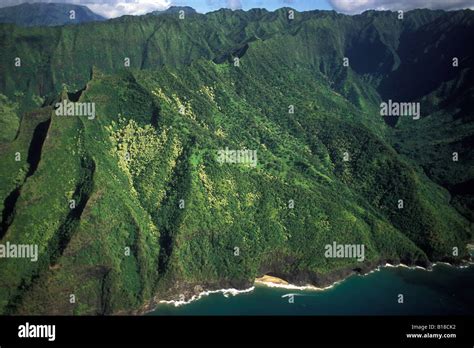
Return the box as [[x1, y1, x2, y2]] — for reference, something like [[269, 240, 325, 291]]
[[0, 8, 472, 314]]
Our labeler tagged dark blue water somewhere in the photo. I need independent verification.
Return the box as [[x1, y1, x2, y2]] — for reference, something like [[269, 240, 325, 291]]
[[150, 264, 474, 315]]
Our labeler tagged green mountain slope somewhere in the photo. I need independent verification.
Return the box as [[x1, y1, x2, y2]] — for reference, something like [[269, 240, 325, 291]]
[[0, 8, 472, 314]]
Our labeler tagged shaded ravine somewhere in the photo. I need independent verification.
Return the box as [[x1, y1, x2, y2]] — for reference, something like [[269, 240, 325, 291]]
[[0, 118, 51, 239], [48, 156, 96, 264], [4, 156, 96, 314], [42, 86, 94, 264], [156, 138, 195, 275]]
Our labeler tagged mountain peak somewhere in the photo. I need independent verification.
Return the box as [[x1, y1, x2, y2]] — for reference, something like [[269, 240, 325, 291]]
[[151, 6, 197, 16], [0, 2, 105, 27]]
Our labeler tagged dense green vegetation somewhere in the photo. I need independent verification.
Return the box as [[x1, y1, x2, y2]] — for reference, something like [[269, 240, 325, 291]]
[[0, 7, 472, 315]]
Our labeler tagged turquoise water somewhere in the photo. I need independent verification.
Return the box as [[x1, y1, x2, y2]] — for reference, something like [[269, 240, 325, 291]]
[[150, 264, 474, 315]]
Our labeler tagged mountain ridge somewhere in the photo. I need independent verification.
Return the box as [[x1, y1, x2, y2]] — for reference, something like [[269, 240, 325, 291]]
[[0, 2, 105, 27]]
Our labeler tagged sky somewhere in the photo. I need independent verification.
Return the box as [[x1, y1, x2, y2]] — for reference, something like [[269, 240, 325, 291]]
[[0, 0, 473, 18]]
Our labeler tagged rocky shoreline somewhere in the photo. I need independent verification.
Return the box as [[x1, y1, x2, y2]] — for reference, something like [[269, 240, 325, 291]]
[[129, 254, 472, 315]]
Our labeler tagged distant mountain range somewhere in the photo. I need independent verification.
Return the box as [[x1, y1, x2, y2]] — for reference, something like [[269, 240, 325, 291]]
[[0, 3, 204, 27], [0, 2, 105, 26]]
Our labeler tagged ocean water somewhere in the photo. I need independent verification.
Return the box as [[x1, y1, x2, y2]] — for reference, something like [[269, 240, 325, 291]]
[[149, 264, 474, 315]]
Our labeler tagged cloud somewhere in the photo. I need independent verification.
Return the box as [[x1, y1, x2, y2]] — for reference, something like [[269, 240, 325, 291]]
[[328, 0, 474, 14], [204, 0, 241, 10], [0, 0, 172, 18], [226, 0, 242, 10], [84, 0, 172, 18]]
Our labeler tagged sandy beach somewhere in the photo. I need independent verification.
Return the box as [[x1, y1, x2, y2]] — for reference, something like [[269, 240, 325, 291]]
[[255, 275, 290, 285]]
